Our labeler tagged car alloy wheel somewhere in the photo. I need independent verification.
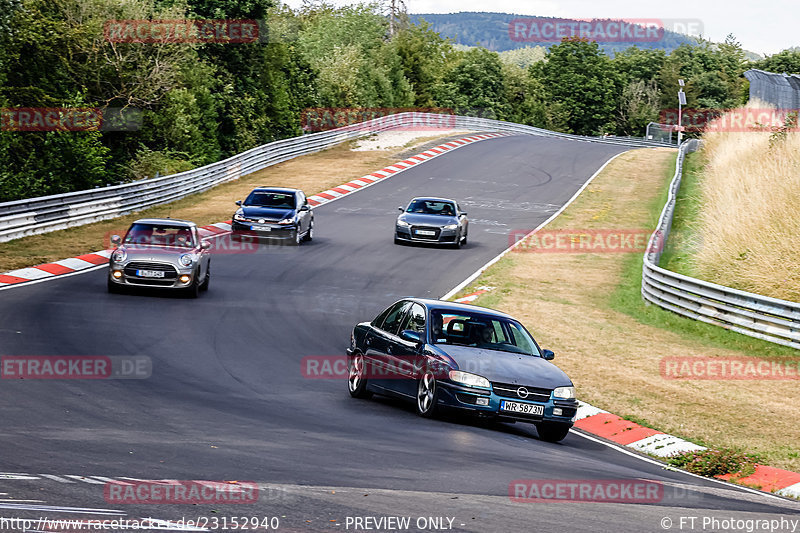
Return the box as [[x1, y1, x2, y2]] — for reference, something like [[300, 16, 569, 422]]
[[348, 353, 372, 398], [293, 227, 302, 245], [416, 371, 439, 417]]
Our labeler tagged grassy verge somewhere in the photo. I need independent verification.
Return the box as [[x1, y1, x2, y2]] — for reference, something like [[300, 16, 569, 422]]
[[0, 133, 463, 272], [453, 147, 800, 472], [659, 151, 705, 276]]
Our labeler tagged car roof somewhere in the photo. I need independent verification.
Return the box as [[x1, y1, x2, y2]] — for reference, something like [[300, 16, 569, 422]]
[[132, 218, 196, 228], [251, 187, 300, 194], [408, 197, 457, 204], [406, 298, 514, 319]]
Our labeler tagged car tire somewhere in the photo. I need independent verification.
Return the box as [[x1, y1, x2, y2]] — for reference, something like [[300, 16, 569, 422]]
[[394, 236, 402, 245], [348, 352, 372, 399], [416, 371, 439, 418], [292, 227, 302, 246], [452, 231, 462, 249], [107, 278, 122, 294], [186, 277, 201, 298], [200, 263, 210, 291], [462, 232, 468, 246], [535, 422, 571, 443], [303, 220, 314, 242]]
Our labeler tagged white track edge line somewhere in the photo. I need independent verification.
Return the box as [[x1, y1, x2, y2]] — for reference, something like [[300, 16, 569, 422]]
[[440, 149, 630, 300]]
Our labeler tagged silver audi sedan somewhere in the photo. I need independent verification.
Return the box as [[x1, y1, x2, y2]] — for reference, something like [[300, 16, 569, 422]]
[[107, 218, 211, 297], [395, 197, 468, 248]]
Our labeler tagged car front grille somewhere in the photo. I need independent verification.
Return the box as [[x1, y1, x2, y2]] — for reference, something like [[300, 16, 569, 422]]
[[124, 261, 178, 279], [492, 382, 551, 403], [410, 226, 441, 240]]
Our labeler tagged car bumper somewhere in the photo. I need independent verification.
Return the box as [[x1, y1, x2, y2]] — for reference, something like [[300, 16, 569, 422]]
[[231, 221, 297, 241], [437, 381, 578, 425], [108, 262, 197, 289], [395, 227, 458, 244]]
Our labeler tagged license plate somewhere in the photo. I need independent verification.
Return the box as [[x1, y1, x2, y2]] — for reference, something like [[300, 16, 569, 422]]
[[251, 226, 270, 231], [415, 230, 435, 236], [500, 401, 544, 415], [136, 269, 165, 278]]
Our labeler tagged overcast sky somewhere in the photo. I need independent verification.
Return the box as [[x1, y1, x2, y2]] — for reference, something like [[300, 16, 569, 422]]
[[281, 0, 798, 56]]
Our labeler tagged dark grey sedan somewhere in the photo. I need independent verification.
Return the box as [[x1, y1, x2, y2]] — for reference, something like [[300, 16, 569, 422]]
[[231, 187, 313, 245], [347, 298, 577, 442], [395, 197, 468, 248]]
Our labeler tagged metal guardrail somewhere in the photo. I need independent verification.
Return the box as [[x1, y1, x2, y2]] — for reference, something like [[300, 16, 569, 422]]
[[0, 112, 672, 243], [642, 139, 800, 349]]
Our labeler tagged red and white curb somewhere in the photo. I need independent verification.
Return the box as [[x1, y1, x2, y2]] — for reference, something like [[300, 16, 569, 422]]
[[0, 133, 507, 290], [453, 286, 495, 303], [573, 401, 800, 497], [305, 133, 508, 207]]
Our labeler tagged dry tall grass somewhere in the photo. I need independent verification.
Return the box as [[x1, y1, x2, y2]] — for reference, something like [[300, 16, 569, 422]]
[[693, 103, 800, 301]]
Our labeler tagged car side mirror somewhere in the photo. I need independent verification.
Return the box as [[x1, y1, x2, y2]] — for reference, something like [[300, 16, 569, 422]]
[[398, 206, 404, 212], [542, 349, 555, 360], [299, 205, 310, 211], [400, 330, 422, 344], [110, 235, 121, 246], [200, 240, 211, 250], [235, 200, 242, 206]]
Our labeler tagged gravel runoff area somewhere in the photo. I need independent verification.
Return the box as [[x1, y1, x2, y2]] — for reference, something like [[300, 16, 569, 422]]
[[350, 129, 476, 151]]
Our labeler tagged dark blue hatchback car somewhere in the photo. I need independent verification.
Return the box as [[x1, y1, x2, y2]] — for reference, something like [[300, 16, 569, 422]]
[[346, 298, 578, 442]]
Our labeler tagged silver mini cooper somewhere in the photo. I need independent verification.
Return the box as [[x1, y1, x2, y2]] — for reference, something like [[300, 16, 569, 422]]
[[107, 218, 211, 297]]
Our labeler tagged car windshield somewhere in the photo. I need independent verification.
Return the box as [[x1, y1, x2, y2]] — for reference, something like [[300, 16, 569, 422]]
[[406, 199, 456, 216], [244, 191, 295, 209], [429, 310, 541, 356], [124, 223, 195, 248]]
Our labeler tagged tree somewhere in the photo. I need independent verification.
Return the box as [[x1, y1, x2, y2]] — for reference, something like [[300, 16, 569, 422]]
[[435, 48, 508, 118], [534, 37, 618, 135]]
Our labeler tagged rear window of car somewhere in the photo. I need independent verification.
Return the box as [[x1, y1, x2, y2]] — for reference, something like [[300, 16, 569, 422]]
[[124, 224, 195, 248], [245, 191, 295, 209], [406, 200, 456, 216]]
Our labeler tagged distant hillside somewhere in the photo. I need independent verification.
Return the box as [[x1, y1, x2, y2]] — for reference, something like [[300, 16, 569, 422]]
[[410, 11, 698, 55]]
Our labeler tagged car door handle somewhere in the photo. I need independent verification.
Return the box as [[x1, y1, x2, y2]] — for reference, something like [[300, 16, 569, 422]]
[[387, 345, 393, 354]]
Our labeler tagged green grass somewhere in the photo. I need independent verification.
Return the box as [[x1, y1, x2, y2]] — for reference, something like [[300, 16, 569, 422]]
[[659, 151, 705, 275]]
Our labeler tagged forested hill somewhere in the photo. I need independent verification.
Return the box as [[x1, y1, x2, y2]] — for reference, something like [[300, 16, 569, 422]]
[[410, 12, 698, 54]]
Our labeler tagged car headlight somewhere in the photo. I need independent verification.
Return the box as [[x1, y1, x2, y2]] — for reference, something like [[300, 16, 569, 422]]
[[449, 370, 490, 389], [553, 386, 576, 399], [443, 224, 458, 230], [111, 249, 127, 263], [234, 211, 247, 222], [278, 218, 294, 225], [396, 219, 411, 228], [178, 253, 195, 267]]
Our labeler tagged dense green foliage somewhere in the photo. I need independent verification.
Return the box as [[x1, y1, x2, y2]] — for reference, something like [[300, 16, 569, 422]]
[[0, 1, 788, 201]]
